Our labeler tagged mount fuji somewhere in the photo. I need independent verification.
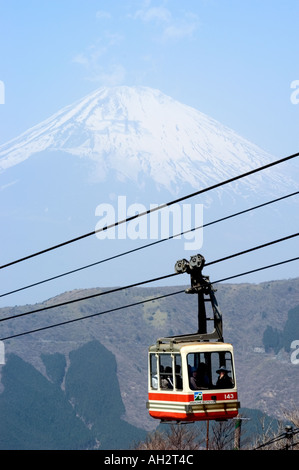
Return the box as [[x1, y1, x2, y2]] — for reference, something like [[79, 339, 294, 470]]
[[0, 86, 291, 194], [0, 86, 298, 306]]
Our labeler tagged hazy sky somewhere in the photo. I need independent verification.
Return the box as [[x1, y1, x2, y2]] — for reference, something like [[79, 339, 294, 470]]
[[0, 0, 298, 156], [0, 1, 298, 307]]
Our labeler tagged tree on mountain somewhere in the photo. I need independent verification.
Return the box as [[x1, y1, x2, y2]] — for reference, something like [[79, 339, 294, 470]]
[[262, 325, 282, 354], [134, 424, 206, 450], [281, 305, 299, 352]]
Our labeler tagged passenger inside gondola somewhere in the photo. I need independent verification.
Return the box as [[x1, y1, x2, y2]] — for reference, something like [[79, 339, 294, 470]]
[[187, 350, 235, 390], [175, 365, 183, 390], [215, 366, 233, 389], [160, 366, 173, 389], [189, 363, 210, 390]]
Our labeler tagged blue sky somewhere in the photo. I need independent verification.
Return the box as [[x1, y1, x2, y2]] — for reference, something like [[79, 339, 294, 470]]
[[0, 1, 298, 307], [0, 0, 298, 156]]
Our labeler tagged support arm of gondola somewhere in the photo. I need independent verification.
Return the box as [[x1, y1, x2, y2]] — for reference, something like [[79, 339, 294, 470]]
[[175, 254, 223, 342]]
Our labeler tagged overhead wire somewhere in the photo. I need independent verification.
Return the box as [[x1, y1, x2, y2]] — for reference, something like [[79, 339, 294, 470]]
[[1, 190, 298, 299], [0, 232, 298, 324], [1, 255, 298, 341], [1, 151, 298, 270], [0, 152, 298, 338], [0, 272, 178, 323], [253, 427, 299, 450], [1, 146, 297, 443]]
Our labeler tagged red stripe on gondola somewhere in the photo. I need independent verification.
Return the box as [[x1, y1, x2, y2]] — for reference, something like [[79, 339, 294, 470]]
[[149, 409, 239, 421], [148, 392, 193, 402], [148, 391, 238, 402]]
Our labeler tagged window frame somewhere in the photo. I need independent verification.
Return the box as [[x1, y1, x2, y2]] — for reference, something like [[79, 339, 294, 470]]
[[187, 350, 235, 390], [149, 352, 183, 391]]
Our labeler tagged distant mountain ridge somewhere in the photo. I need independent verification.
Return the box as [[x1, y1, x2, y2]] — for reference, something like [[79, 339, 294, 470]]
[[1, 277, 299, 443]]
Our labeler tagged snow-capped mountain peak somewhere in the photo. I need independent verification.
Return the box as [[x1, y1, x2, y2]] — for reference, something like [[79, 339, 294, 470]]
[[1, 85, 298, 307], [0, 85, 281, 193]]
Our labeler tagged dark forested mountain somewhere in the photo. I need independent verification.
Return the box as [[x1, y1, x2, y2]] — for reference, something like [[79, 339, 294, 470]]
[[0, 341, 146, 449]]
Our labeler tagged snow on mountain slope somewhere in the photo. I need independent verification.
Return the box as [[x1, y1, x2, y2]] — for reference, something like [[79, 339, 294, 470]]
[[0, 86, 298, 307], [0, 86, 285, 194]]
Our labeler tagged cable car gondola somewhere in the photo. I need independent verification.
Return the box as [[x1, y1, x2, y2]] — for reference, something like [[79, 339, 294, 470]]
[[147, 254, 240, 423]]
